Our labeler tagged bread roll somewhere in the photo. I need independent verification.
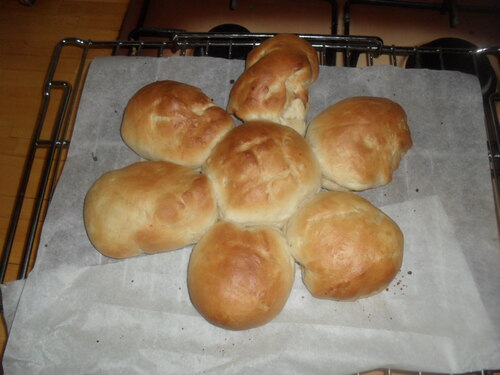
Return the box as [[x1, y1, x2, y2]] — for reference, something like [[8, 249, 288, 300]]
[[286, 191, 404, 301], [121, 80, 234, 168], [83, 161, 218, 258], [306, 96, 413, 191], [227, 34, 319, 135], [188, 221, 295, 330], [203, 121, 321, 227], [245, 33, 319, 81]]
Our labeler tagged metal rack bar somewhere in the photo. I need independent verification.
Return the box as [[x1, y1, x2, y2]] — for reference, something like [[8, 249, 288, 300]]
[[354, 369, 500, 375], [18, 80, 72, 279], [0, 39, 78, 281], [488, 92, 500, 234]]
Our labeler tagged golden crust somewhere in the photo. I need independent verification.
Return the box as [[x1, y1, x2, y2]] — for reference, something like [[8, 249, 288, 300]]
[[227, 34, 319, 135], [187, 221, 295, 330], [285, 191, 404, 301], [245, 33, 319, 81], [306, 96, 413, 191], [121, 80, 234, 168], [202, 121, 321, 227], [83, 161, 218, 258]]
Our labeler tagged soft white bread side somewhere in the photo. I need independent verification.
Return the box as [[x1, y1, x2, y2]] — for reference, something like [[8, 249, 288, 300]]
[[187, 221, 295, 330], [83, 161, 218, 258], [306, 96, 413, 191], [202, 121, 321, 227], [227, 34, 319, 135], [121, 80, 234, 168], [286, 191, 404, 301]]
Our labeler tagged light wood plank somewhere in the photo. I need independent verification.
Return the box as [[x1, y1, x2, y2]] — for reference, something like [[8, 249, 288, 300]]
[[0, 0, 129, 357]]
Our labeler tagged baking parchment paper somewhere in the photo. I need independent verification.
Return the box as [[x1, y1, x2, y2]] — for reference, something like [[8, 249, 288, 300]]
[[1, 56, 499, 374]]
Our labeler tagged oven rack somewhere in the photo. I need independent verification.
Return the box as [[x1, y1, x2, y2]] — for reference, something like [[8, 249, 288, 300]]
[[0, 31, 499, 375], [0, 32, 499, 285]]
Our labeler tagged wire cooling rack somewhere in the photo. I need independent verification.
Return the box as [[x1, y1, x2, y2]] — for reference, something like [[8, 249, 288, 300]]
[[0, 31, 499, 374], [0, 33, 498, 269], [1, 32, 498, 282]]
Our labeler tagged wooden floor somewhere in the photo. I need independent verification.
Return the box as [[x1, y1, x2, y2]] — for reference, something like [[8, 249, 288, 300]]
[[0, 0, 130, 359]]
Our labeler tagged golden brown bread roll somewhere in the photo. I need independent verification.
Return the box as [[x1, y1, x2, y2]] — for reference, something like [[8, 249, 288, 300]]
[[121, 80, 234, 168], [203, 121, 321, 227], [188, 221, 295, 330], [245, 33, 319, 82], [285, 191, 404, 301], [306, 96, 413, 191], [83, 161, 218, 258], [227, 34, 319, 135]]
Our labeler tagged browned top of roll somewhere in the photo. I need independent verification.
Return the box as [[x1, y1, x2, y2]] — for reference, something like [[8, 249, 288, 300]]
[[286, 191, 404, 301], [83, 161, 218, 258], [121, 80, 234, 168], [188, 221, 295, 330], [203, 121, 321, 227], [227, 34, 319, 135], [306, 96, 412, 191], [246, 33, 319, 82]]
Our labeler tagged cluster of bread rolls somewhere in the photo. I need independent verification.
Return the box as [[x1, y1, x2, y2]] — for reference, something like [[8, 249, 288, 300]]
[[83, 34, 412, 330], [84, 81, 232, 258]]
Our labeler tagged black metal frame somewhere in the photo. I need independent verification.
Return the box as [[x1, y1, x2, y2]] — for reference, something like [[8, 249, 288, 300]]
[[127, 0, 340, 65], [343, 0, 500, 30], [128, 0, 340, 37]]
